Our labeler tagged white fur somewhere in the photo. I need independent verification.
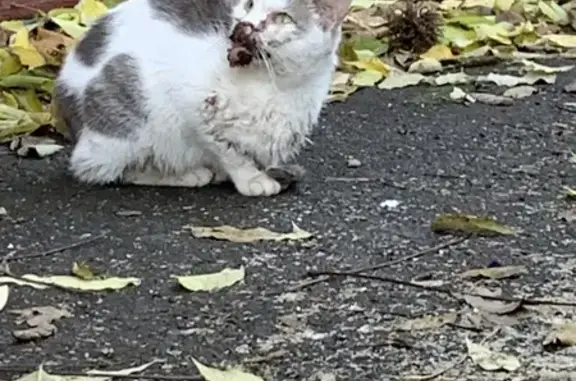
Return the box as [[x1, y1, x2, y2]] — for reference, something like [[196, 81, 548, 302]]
[[58, 0, 344, 196]]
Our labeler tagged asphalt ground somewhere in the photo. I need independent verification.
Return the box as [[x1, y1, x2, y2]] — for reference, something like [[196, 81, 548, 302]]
[[1, 64, 576, 381]]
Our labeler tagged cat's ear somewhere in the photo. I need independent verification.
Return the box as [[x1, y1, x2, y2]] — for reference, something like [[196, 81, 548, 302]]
[[312, 0, 353, 29]]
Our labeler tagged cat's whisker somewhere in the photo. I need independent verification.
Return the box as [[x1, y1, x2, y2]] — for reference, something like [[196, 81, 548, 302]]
[[256, 46, 278, 88]]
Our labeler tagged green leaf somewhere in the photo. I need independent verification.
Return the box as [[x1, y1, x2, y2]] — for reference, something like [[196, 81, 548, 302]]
[[538, 1, 569, 25], [431, 214, 516, 236]]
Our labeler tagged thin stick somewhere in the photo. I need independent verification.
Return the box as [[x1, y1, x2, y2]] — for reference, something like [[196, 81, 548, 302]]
[[308, 270, 576, 307], [0, 366, 202, 381], [4, 234, 106, 262], [286, 236, 467, 292]]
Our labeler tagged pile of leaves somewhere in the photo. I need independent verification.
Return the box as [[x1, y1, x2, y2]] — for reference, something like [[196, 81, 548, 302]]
[[0, 0, 575, 147], [332, 0, 576, 100]]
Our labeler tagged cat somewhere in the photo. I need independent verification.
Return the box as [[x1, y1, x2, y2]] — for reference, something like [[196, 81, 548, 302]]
[[54, 0, 351, 196]]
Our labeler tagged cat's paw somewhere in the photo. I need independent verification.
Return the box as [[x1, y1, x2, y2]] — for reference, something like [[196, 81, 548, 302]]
[[234, 173, 282, 197], [179, 167, 214, 187]]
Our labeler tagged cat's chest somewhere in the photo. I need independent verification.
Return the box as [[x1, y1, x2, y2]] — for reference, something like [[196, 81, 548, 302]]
[[209, 82, 323, 165]]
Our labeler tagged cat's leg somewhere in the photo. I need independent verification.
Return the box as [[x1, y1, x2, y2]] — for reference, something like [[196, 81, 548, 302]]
[[123, 167, 214, 187]]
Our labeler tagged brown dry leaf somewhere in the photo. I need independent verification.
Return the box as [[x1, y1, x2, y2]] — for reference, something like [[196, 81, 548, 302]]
[[460, 265, 527, 280], [185, 223, 313, 243], [10, 305, 73, 341], [396, 312, 458, 331], [30, 27, 75, 66], [543, 322, 576, 348]]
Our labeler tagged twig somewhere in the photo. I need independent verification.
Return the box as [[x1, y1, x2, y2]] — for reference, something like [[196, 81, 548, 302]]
[[3, 234, 106, 262], [307, 270, 576, 307], [286, 236, 467, 292], [0, 366, 203, 381]]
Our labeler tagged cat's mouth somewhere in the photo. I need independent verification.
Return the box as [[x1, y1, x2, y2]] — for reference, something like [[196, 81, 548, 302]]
[[228, 22, 271, 67]]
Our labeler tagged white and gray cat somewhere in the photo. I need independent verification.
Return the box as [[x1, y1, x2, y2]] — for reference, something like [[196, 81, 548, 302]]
[[54, 0, 351, 196]]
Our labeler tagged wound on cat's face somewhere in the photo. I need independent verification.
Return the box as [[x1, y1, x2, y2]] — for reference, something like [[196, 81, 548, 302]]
[[230, 0, 352, 71]]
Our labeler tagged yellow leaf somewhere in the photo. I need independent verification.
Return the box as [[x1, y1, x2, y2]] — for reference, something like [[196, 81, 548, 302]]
[[9, 28, 45, 68], [332, 71, 351, 87], [0, 276, 49, 289], [378, 71, 425, 89], [345, 57, 390, 74], [191, 358, 264, 381], [421, 44, 454, 60], [0, 285, 8, 312], [48, 9, 88, 39], [441, 25, 477, 48], [495, 0, 515, 11], [351, 70, 383, 86], [75, 0, 109, 26], [431, 214, 516, 236], [0, 49, 22, 77], [72, 261, 95, 280], [543, 34, 576, 48], [173, 267, 245, 292], [539, 1, 569, 25], [473, 23, 513, 45], [0, 104, 41, 141], [185, 223, 313, 243], [0, 20, 27, 33], [20, 274, 141, 291]]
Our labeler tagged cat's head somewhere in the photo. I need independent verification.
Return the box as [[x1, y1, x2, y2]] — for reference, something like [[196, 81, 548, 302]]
[[230, 0, 351, 75]]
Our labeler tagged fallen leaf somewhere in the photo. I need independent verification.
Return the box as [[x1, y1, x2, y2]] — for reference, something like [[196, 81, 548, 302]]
[[48, 9, 88, 39], [30, 27, 74, 66], [431, 214, 516, 236], [461, 265, 527, 279], [397, 312, 458, 331], [521, 59, 574, 73], [564, 186, 576, 199], [191, 358, 264, 381], [543, 322, 576, 348], [564, 80, 576, 93], [477, 72, 556, 86], [75, 0, 109, 26], [421, 44, 454, 60], [433, 72, 471, 85], [0, 276, 49, 289], [72, 261, 95, 280], [466, 338, 521, 371], [0, 285, 8, 312], [542, 34, 576, 48], [9, 136, 64, 158], [10, 305, 73, 341], [351, 70, 383, 86], [503, 85, 537, 99], [173, 267, 245, 292], [468, 92, 514, 105], [538, 1, 569, 25], [8, 26, 45, 68], [87, 360, 161, 376], [185, 223, 313, 243], [20, 274, 141, 291], [408, 58, 442, 73], [378, 71, 425, 89], [14, 365, 110, 381], [464, 289, 522, 315], [450, 86, 470, 101]]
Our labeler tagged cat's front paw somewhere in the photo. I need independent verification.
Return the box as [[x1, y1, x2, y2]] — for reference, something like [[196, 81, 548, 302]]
[[234, 173, 282, 197]]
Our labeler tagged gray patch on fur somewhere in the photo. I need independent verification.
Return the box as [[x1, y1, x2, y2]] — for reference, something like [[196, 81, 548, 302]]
[[75, 13, 114, 67], [83, 53, 146, 138], [148, 0, 232, 35], [53, 81, 83, 142]]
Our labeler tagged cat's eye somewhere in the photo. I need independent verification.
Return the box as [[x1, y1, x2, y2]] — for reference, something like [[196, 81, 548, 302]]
[[272, 12, 293, 24], [245, 0, 254, 11]]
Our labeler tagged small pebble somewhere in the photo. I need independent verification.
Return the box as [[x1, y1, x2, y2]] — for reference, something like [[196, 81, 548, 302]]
[[564, 80, 576, 93], [347, 158, 362, 168]]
